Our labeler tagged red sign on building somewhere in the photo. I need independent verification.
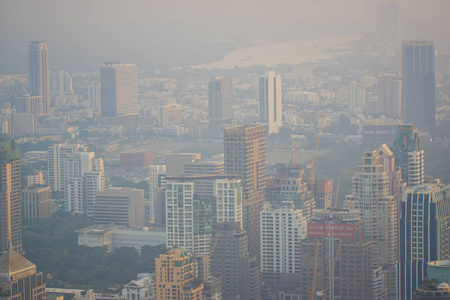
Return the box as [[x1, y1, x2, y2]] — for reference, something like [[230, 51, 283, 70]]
[[307, 223, 356, 239]]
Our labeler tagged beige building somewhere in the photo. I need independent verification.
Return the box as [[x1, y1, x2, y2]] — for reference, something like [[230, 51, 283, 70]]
[[0, 248, 46, 300], [165, 153, 201, 175], [159, 104, 182, 127], [155, 248, 203, 300], [225, 125, 266, 259], [94, 188, 145, 228]]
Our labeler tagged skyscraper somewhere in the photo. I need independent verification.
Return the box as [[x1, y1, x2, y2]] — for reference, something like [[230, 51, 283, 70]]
[[28, 41, 50, 115], [224, 125, 266, 258], [22, 185, 52, 225], [88, 81, 101, 110], [392, 124, 424, 187], [208, 77, 232, 137], [349, 81, 366, 113], [0, 248, 46, 300], [259, 71, 282, 135], [260, 201, 307, 294], [402, 40, 435, 135], [100, 62, 138, 118], [345, 149, 400, 300], [148, 165, 166, 221], [210, 222, 261, 300], [398, 181, 450, 300], [376, 1, 400, 40], [47, 143, 89, 192], [378, 74, 402, 118], [300, 209, 373, 300], [0, 141, 22, 253]]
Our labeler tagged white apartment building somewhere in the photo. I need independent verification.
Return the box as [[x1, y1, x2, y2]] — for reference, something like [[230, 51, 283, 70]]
[[215, 177, 243, 228], [260, 201, 307, 274], [148, 165, 166, 221]]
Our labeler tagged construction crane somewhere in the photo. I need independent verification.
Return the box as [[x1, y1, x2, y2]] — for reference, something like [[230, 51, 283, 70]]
[[210, 234, 220, 258], [309, 113, 325, 191], [267, 140, 306, 166], [321, 239, 343, 300], [309, 240, 321, 300]]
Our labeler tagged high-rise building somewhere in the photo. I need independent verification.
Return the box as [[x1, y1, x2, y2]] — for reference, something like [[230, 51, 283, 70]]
[[94, 188, 145, 228], [349, 81, 366, 113], [56, 149, 104, 216], [47, 143, 89, 192], [260, 201, 307, 294], [28, 41, 49, 115], [300, 209, 372, 300], [100, 62, 138, 118], [165, 175, 242, 255], [0, 141, 22, 253], [259, 71, 282, 135], [88, 81, 101, 110], [376, 1, 400, 40], [211, 223, 261, 300], [392, 124, 425, 187], [155, 247, 203, 300], [398, 181, 450, 300], [22, 185, 51, 225], [378, 74, 402, 118], [0, 248, 46, 300], [15, 95, 44, 116], [224, 125, 266, 258], [345, 149, 400, 300], [208, 77, 232, 137], [148, 165, 166, 221], [402, 40, 436, 135]]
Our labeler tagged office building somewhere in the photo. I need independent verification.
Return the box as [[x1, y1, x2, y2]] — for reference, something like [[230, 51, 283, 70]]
[[88, 81, 101, 110], [208, 77, 232, 137], [402, 40, 435, 135], [100, 62, 138, 118], [0, 248, 46, 300], [259, 71, 282, 135], [0, 141, 22, 253], [184, 160, 224, 176], [260, 202, 307, 294], [392, 124, 424, 187], [47, 143, 89, 192], [155, 247, 203, 300], [159, 104, 182, 127], [10, 113, 37, 137], [378, 74, 402, 118], [148, 165, 166, 221], [398, 181, 450, 300], [349, 81, 366, 113], [300, 209, 372, 300], [15, 95, 44, 116], [29, 41, 49, 115], [224, 125, 266, 258], [376, 1, 400, 40], [22, 185, 51, 225], [190, 254, 222, 300], [94, 188, 145, 228], [210, 223, 261, 300], [346, 149, 400, 300]]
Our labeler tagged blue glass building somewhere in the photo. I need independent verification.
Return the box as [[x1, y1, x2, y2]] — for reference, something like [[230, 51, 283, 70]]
[[401, 40, 435, 136], [398, 182, 450, 300]]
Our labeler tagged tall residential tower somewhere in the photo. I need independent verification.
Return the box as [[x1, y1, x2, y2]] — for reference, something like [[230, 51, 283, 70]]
[[28, 41, 50, 115], [259, 71, 282, 135]]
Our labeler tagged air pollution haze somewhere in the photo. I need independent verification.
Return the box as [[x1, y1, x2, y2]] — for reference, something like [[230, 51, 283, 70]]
[[1, 0, 449, 73]]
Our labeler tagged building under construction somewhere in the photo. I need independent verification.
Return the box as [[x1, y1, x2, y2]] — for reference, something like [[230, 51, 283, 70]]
[[299, 209, 372, 300]]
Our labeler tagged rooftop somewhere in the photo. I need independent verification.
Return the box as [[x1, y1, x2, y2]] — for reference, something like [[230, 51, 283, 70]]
[[0, 249, 35, 275]]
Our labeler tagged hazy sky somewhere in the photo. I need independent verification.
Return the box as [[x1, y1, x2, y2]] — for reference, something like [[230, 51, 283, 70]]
[[1, 0, 449, 73]]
